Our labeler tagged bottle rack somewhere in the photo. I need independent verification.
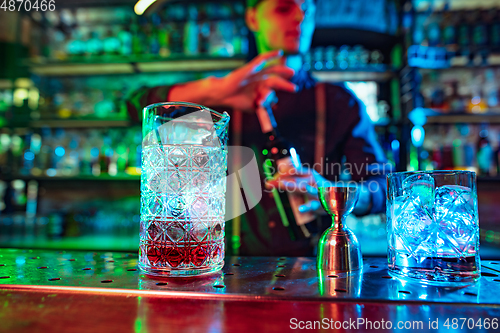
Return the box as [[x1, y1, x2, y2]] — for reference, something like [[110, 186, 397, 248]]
[[0, 0, 408, 252]]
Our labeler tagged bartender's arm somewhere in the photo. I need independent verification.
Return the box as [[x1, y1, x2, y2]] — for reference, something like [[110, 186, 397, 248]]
[[127, 50, 297, 119]]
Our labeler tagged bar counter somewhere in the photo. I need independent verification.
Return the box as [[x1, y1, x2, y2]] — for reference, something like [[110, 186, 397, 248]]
[[1, 249, 500, 332]]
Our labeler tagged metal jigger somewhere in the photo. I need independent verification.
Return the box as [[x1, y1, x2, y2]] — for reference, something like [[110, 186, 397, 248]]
[[317, 186, 362, 273]]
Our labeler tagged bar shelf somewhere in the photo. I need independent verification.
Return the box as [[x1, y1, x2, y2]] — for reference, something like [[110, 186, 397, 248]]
[[1, 174, 141, 182], [312, 66, 396, 82], [25, 56, 247, 76], [418, 109, 500, 124]]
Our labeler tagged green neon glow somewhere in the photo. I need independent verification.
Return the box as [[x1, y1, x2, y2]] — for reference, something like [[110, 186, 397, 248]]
[[135, 296, 145, 333], [231, 235, 241, 249], [134, 318, 142, 333], [262, 149, 268, 155], [262, 159, 290, 228], [410, 145, 418, 170], [317, 263, 325, 296]]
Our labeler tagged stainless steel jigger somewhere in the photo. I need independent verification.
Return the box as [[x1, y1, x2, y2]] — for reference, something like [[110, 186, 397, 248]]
[[317, 186, 362, 273]]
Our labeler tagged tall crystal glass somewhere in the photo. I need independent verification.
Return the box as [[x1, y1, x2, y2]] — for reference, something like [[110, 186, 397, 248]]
[[140, 102, 229, 277], [387, 170, 480, 284]]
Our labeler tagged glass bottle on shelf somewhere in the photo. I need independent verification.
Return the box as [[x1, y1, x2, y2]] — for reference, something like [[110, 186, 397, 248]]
[[477, 124, 493, 176], [313, 47, 324, 71], [149, 14, 161, 57], [86, 30, 103, 58], [337, 45, 349, 70], [467, 73, 487, 114], [52, 129, 66, 176], [413, 11, 427, 46], [457, 11, 472, 60], [64, 137, 80, 176], [0, 132, 11, 175], [441, 125, 454, 169], [232, 3, 248, 56], [441, 10, 458, 52], [219, 4, 236, 56], [66, 29, 86, 60], [184, 4, 200, 56], [451, 125, 465, 169], [429, 73, 448, 111], [430, 126, 444, 169], [370, 50, 384, 68], [118, 24, 133, 57], [490, 9, 500, 51], [463, 125, 476, 170], [473, 10, 490, 65], [483, 69, 499, 109], [131, 18, 143, 56], [169, 4, 186, 55], [38, 128, 51, 174], [446, 81, 464, 111], [137, 16, 151, 57], [80, 135, 93, 176], [52, 29, 68, 60], [103, 27, 121, 58], [99, 134, 112, 175], [424, 8, 442, 47], [157, 12, 170, 58], [21, 132, 33, 176]]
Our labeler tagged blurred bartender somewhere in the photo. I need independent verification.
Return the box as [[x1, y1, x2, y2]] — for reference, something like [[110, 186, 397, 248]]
[[127, 0, 389, 256]]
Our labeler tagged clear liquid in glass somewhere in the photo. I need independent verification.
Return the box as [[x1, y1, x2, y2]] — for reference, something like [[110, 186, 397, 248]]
[[388, 184, 480, 284]]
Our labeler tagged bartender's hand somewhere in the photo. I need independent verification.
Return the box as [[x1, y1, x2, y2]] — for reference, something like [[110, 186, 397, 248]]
[[168, 50, 298, 113], [264, 166, 327, 215], [265, 166, 374, 216]]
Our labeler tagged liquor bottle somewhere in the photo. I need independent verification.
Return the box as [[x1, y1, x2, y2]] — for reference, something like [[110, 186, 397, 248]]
[[467, 74, 487, 114], [429, 73, 448, 111], [131, 18, 142, 56], [80, 139, 93, 176], [477, 125, 493, 176], [457, 11, 472, 59], [21, 133, 34, 176], [484, 69, 499, 108], [424, 9, 442, 47], [184, 5, 199, 56], [157, 12, 170, 58], [473, 10, 490, 64], [313, 47, 324, 70], [441, 10, 457, 51], [169, 4, 186, 55], [118, 25, 133, 57], [197, 4, 210, 55], [66, 29, 86, 59], [446, 81, 464, 111], [138, 16, 151, 57], [0, 133, 10, 175], [149, 14, 161, 57], [99, 134, 112, 175], [86, 31, 103, 58], [232, 4, 248, 55], [103, 28, 121, 57], [491, 9, 500, 51], [256, 102, 315, 240]]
